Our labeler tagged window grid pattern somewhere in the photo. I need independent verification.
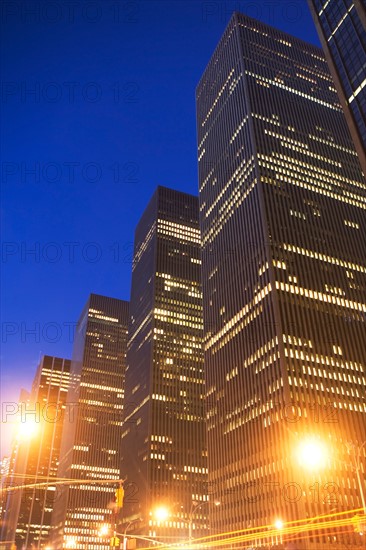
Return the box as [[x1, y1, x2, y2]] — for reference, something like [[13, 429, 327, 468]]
[[196, 12, 366, 541], [309, 0, 366, 173], [51, 295, 129, 550], [3, 357, 71, 549], [122, 187, 208, 542]]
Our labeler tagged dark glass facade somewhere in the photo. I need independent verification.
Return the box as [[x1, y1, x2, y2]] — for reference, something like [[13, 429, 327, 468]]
[[196, 12, 366, 547], [309, 0, 366, 174], [122, 186, 208, 544], [1, 358, 71, 550], [51, 294, 129, 550]]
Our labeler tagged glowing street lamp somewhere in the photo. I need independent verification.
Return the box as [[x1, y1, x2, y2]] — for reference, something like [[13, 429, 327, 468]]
[[296, 437, 328, 470], [98, 524, 110, 537], [295, 436, 328, 550], [273, 518, 284, 545], [17, 418, 39, 441], [153, 506, 170, 522], [274, 519, 284, 530], [65, 536, 77, 548], [297, 437, 365, 514]]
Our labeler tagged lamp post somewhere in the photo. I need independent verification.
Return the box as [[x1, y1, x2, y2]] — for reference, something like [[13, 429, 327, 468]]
[[296, 436, 366, 513], [345, 441, 366, 515], [120, 517, 144, 550], [276, 508, 339, 549], [274, 518, 284, 546], [123, 521, 132, 550], [295, 436, 329, 550], [188, 499, 220, 542], [296, 436, 366, 548]]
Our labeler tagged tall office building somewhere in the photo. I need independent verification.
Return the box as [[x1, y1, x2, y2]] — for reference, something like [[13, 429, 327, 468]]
[[0, 456, 11, 534], [1, 452, 15, 547], [122, 187, 208, 544], [308, 0, 366, 174], [0, 456, 11, 514], [2, 357, 71, 549], [51, 294, 129, 550], [1, 388, 30, 550], [196, 12, 366, 547]]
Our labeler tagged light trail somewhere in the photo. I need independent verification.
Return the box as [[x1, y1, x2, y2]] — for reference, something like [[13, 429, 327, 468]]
[[1, 476, 126, 493], [135, 507, 365, 550]]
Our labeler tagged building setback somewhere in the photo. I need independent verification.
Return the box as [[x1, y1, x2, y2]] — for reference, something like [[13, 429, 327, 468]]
[[122, 186, 208, 544], [51, 294, 129, 550], [196, 11, 366, 547], [308, 0, 366, 174]]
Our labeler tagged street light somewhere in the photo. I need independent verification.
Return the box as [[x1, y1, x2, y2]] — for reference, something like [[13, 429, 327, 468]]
[[65, 536, 77, 549], [296, 437, 328, 470], [297, 437, 366, 513], [274, 519, 284, 530], [296, 436, 366, 547], [98, 523, 110, 537], [154, 506, 170, 522], [274, 518, 284, 545], [278, 509, 338, 548], [121, 518, 157, 550], [123, 521, 132, 550], [188, 499, 220, 542], [345, 441, 366, 515], [295, 436, 329, 550], [16, 417, 39, 441], [121, 518, 142, 550]]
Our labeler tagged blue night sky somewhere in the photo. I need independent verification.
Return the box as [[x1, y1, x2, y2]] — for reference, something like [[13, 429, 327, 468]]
[[1, 0, 320, 455]]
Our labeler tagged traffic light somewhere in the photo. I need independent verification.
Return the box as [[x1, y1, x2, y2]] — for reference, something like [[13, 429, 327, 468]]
[[110, 536, 120, 547], [115, 486, 124, 509]]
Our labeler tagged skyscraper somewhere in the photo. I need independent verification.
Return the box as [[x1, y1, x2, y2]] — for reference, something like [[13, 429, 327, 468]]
[[1, 356, 71, 550], [0, 455, 11, 540], [0, 456, 11, 519], [122, 186, 208, 544], [7, 357, 71, 549], [51, 294, 129, 550], [196, 11, 366, 546], [1, 388, 30, 550], [308, 0, 366, 174]]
